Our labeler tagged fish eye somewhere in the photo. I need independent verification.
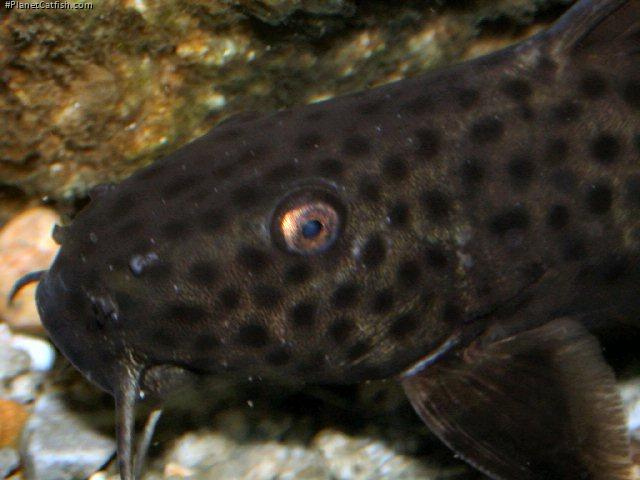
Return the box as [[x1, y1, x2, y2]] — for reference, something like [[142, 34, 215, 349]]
[[272, 189, 344, 255]]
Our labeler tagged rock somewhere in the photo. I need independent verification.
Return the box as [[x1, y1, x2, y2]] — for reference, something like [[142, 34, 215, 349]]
[[9, 335, 56, 372], [166, 433, 326, 480], [0, 1, 572, 207], [620, 378, 640, 441], [0, 447, 20, 478], [20, 394, 115, 480], [0, 399, 30, 449], [0, 207, 59, 333], [313, 429, 441, 480], [236, 0, 355, 25], [5, 372, 43, 405], [0, 326, 31, 381]]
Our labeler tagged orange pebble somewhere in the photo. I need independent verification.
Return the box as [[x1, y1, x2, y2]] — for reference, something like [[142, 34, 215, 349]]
[[0, 398, 30, 448]]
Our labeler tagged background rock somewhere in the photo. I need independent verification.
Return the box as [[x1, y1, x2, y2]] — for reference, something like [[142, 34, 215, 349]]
[[0, 447, 20, 478], [20, 393, 115, 480], [0, 0, 573, 220]]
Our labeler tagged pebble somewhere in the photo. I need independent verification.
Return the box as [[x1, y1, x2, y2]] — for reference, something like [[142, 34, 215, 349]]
[[0, 345, 30, 384], [9, 335, 56, 372], [0, 325, 55, 380], [0, 207, 59, 333], [0, 399, 29, 448], [6, 372, 44, 404], [0, 447, 19, 478], [20, 394, 115, 480], [313, 429, 441, 480], [620, 378, 640, 441]]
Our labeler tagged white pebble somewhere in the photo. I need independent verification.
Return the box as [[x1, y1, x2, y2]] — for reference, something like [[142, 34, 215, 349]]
[[10, 334, 56, 372]]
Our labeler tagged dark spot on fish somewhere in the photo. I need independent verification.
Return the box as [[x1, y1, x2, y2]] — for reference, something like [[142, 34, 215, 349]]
[[331, 283, 359, 309], [239, 144, 269, 164], [252, 285, 282, 310], [580, 71, 607, 98], [266, 347, 292, 366], [210, 164, 236, 180], [414, 128, 441, 159], [317, 158, 344, 177], [199, 207, 226, 232], [402, 94, 431, 115], [442, 302, 462, 323], [160, 220, 191, 240], [551, 100, 582, 123], [562, 236, 588, 262], [626, 176, 640, 208], [490, 206, 530, 236], [357, 100, 384, 115], [591, 133, 621, 164], [502, 78, 532, 101], [397, 260, 421, 287], [360, 235, 386, 268], [218, 287, 241, 311], [421, 190, 450, 220], [237, 323, 270, 348], [237, 246, 270, 273], [389, 313, 419, 339], [162, 175, 199, 198], [586, 182, 613, 215], [295, 352, 325, 374], [266, 163, 301, 182], [193, 333, 219, 351], [215, 127, 241, 141], [371, 289, 394, 314], [387, 202, 410, 228], [165, 303, 207, 323], [622, 80, 640, 109], [285, 262, 312, 284], [343, 135, 371, 156], [546, 205, 570, 230], [507, 156, 535, 188], [458, 88, 479, 110], [305, 110, 325, 121], [545, 138, 569, 164], [296, 132, 323, 151], [188, 261, 218, 285], [424, 246, 448, 270], [290, 301, 316, 328], [112, 193, 136, 217], [151, 327, 175, 348], [460, 158, 485, 188], [114, 291, 137, 313], [347, 341, 372, 362], [358, 177, 381, 203], [117, 219, 143, 237], [470, 116, 504, 143], [232, 184, 262, 208], [382, 155, 408, 181], [329, 317, 354, 343]]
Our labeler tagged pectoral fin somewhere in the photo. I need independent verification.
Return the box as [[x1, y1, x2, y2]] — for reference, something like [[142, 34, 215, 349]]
[[401, 318, 632, 480]]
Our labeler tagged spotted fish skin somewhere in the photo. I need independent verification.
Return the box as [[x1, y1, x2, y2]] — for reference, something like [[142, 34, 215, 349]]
[[30, 1, 640, 478], [35, 0, 640, 392]]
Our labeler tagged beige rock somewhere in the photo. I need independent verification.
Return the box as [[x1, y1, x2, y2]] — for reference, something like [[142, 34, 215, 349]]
[[0, 208, 59, 333]]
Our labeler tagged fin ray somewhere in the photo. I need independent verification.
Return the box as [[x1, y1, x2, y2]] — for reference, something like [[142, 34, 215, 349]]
[[401, 318, 633, 480]]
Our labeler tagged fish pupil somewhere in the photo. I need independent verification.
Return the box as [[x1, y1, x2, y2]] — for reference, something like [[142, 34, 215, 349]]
[[302, 219, 323, 239]]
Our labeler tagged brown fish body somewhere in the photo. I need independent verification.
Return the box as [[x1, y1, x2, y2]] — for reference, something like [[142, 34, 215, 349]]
[[25, 1, 640, 478]]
